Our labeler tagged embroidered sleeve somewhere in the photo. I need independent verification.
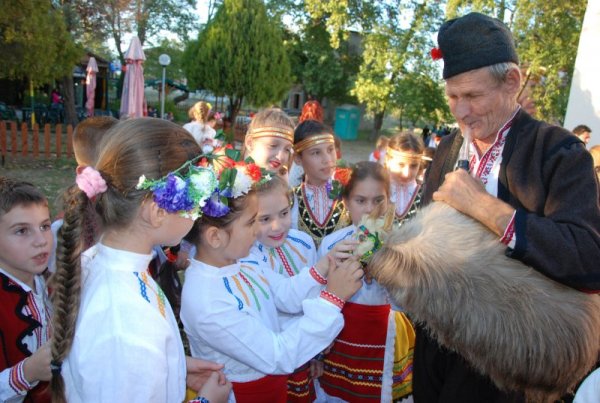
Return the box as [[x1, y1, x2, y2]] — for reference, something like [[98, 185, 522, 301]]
[[500, 210, 517, 249], [2, 359, 32, 398], [310, 267, 327, 285], [319, 290, 345, 310]]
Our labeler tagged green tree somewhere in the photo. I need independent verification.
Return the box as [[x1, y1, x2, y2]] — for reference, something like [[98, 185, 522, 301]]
[[144, 39, 186, 81], [350, 1, 444, 138], [184, 0, 292, 124], [285, 22, 359, 103], [0, 0, 81, 123]]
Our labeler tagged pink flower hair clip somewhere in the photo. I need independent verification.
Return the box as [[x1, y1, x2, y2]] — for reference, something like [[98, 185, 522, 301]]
[[76, 167, 108, 198]]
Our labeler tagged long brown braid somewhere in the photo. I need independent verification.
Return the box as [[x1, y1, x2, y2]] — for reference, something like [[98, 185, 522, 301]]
[[49, 118, 201, 402]]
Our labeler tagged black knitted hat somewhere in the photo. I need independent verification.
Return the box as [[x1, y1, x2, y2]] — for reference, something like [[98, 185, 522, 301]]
[[436, 12, 519, 79]]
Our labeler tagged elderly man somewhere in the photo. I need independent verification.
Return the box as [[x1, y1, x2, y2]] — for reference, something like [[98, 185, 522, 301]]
[[418, 12, 600, 401]]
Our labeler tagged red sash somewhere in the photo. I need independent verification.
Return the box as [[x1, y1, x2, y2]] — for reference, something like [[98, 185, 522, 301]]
[[287, 361, 316, 403], [231, 374, 288, 403], [320, 302, 391, 402]]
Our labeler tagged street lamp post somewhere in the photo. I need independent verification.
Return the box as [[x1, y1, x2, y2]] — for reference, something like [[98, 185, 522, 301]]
[[158, 54, 171, 119]]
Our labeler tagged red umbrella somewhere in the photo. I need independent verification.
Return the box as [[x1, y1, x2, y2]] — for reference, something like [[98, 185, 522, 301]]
[[85, 57, 98, 117], [120, 36, 147, 119]]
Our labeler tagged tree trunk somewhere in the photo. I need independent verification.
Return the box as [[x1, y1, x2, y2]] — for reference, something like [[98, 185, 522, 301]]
[[371, 111, 385, 140], [61, 75, 78, 126]]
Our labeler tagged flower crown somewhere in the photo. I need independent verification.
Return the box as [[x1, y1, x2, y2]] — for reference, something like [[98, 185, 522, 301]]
[[136, 146, 271, 219]]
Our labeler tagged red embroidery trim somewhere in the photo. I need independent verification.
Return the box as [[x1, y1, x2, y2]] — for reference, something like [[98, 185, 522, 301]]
[[275, 247, 295, 277], [500, 212, 516, 245], [302, 183, 337, 228], [320, 290, 345, 309], [310, 267, 327, 285]]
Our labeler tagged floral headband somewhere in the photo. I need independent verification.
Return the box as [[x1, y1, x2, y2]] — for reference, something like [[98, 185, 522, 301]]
[[136, 146, 271, 219]]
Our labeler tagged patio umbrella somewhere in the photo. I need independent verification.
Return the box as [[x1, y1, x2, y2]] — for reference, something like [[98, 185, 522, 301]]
[[120, 36, 147, 119], [85, 57, 98, 117]]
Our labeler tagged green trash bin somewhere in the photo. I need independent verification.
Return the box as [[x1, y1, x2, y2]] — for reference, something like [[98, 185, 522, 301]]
[[334, 105, 361, 140]]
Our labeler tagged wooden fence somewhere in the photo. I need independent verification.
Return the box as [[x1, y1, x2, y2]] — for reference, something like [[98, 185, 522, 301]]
[[0, 121, 74, 162]]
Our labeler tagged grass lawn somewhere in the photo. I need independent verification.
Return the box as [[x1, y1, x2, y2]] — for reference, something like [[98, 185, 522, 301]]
[[1, 157, 76, 218]]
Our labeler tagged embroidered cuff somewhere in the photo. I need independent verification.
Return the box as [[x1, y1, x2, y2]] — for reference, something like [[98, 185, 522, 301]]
[[9, 360, 32, 394], [310, 267, 327, 285], [320, 290, 345, 309], [500, 210, 517, 249], [188, 397, 210, 403]]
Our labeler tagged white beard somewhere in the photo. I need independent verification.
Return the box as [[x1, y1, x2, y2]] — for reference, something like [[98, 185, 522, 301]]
[[370, 202, 600, 401]]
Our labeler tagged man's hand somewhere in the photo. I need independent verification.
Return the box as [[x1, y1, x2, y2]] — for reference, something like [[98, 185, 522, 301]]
[[433, 169, 515, 237]]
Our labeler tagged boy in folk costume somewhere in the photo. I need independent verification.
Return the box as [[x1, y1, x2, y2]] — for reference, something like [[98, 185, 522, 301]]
[[0, 178, 53, 402], [290, 120, 349, 248]]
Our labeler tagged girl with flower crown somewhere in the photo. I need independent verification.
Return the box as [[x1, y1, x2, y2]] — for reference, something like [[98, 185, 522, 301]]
[[246, 175, 356, 403], [290, 120, 350, 248], [243, 108, 295, 180], [180, 162, 364, 403], [49, 118, 231, 403], [316, 161, 415, 403], [384, 132, 426, 223]]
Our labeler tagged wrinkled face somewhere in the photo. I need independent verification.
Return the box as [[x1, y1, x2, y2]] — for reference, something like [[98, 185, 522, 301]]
[[385, 151, 421, 184], [255, 190, 291, 248], [246, 136, 293, 173], [445, 67, 518, 144], [344, 177, 388, 225], [222, 194, 258, 263], [295, 142, 337, 185], [0, 203, 52, 287]]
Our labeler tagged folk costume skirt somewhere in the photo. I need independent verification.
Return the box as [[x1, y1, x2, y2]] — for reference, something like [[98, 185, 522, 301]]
[[320, 302, 414, 402]]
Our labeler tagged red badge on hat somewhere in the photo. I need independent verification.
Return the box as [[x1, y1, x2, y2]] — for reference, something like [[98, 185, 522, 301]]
[[430, 47, 443, 61]]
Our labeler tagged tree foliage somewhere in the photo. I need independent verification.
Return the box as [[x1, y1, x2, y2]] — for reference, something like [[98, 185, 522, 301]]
[[184, 0, 291, 123], [143, 39, 186, 81], [350, 1, 445, 136], [285, 22, 359, 103], [0, 0, 81, 83], [82, 0, 197, 63]]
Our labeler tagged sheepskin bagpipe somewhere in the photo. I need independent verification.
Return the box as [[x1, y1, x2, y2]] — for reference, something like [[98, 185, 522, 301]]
[[369, 202, 600, 401]]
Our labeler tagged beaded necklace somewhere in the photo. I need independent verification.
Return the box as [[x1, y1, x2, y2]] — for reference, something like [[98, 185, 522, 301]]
[[134, 271, 167, 318]]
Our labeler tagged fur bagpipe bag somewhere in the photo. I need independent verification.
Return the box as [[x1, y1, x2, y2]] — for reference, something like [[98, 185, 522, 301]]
[[367, 202, 600, 400]]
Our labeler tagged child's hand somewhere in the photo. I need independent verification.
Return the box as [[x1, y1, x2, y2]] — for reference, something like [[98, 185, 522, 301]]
[[329, 239, 358, 262], [186, 356, 227, 391], [197, 371, 232, 403], [314, 239, 359, 277], [23, 342, 52, 383], [325, 256, 363, 301], [310, 359, 324, 380]]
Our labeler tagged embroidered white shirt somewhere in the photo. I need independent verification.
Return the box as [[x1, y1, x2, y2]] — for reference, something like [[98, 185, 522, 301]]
[[180, 259, 344, 386], [390, 180, 418, 217], [62, 244, 186, 403], [248, 229, 319, 329]]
